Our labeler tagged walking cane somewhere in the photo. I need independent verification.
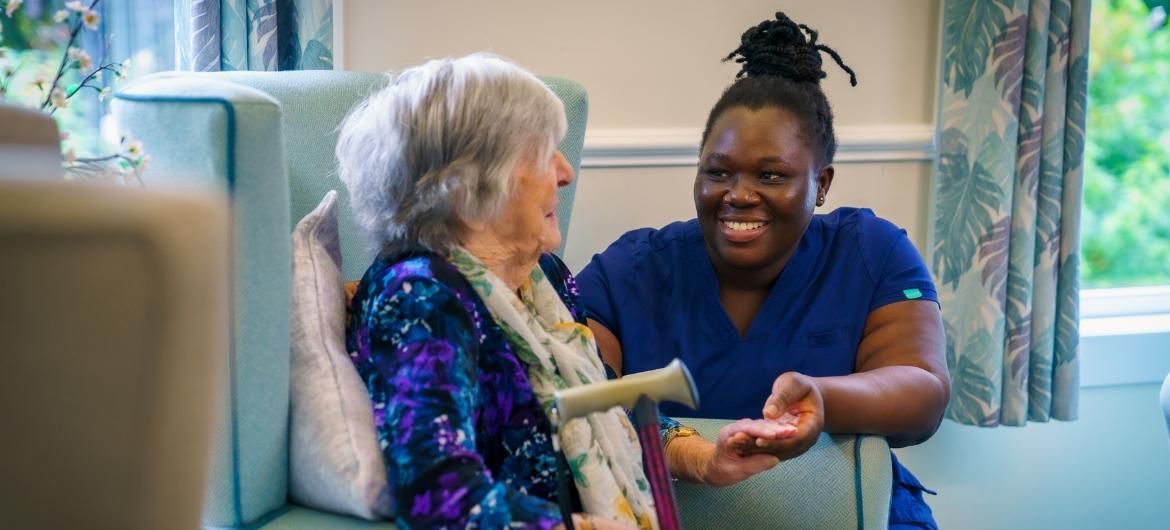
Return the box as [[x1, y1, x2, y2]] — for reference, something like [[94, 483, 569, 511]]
[[550, 359, 699, 530]]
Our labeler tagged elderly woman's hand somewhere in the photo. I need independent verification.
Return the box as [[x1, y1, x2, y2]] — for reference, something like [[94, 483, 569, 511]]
[[706, 418, 795, 486], [748, 371, 825, 461], [665, 418, 792, 487]]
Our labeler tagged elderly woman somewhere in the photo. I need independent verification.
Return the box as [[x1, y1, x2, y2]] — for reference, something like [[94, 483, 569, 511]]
[[578, 13, 951, 530], [336, 54, 784, 530]]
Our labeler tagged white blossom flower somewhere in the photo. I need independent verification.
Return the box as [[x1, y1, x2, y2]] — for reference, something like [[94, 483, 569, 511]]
[[99, 86, 110, 101], [32, 74, 46, 90], [65, 1, 84, 12], [63, 148, 76, 164], [6, 0, 23, 18], [126, 140, 143, 158], [76, 50, 92, 71], [67, 46, 81, 60], [82, 9, 99, 30], [50, 87, 68, 109], [53, 9, 69, 23]]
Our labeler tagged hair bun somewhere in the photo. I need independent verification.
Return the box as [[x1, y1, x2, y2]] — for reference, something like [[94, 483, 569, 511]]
[[724, 11, 858, 87]]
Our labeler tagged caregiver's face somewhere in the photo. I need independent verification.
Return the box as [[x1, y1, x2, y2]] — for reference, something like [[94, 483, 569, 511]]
[[694, 106, 830, 272]]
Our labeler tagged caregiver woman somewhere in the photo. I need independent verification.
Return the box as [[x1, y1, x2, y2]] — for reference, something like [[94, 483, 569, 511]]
[[577, 12, 950, 529]]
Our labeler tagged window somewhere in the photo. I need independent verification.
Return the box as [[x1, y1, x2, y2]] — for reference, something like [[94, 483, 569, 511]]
[[1084, 0, 1170, 288], [1080, 0, 1170, 385], [0, 0, 173, 157]]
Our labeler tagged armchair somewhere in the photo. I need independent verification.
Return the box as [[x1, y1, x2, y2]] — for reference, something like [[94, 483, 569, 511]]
[[113, 70, 891, 529]]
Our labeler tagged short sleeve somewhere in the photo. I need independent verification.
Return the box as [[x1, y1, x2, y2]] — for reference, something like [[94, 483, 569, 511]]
[[576, 230, 646, 336], [860, 216, 939, 312]]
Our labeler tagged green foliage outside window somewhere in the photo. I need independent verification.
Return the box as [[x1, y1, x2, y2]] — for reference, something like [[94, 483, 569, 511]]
[[1082, 0, 1170, 287]]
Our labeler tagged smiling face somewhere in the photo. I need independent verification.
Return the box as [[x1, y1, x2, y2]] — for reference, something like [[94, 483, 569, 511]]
[[694, 106, 833, 274]]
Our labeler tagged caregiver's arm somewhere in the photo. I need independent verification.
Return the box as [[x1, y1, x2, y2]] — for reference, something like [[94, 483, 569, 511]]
[[588, 317, 623, 376], [763, 300, 949, 449]]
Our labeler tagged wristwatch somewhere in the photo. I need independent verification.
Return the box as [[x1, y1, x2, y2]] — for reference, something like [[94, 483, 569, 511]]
[[663, 425, 700, 450]]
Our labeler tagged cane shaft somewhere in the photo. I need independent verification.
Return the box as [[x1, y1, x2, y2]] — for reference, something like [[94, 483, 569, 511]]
[[634, 395, 681, 530]]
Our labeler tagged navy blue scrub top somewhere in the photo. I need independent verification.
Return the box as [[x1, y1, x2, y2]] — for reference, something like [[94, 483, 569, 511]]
[[577, 208, 943, 528], [576, 207, 939, 419]]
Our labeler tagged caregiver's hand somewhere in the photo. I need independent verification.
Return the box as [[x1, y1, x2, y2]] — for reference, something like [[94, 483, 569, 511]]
[[750, 371, 825, 461]]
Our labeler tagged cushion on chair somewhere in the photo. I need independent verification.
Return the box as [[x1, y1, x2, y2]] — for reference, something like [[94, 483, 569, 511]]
[[289, 190, 392, 520]]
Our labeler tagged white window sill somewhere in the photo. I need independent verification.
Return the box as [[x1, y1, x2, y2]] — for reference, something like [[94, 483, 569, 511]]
[[1080, 286, 1170, 387]]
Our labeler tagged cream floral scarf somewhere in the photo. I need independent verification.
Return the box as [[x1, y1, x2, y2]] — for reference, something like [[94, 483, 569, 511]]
[[450, 248, 657, 530]]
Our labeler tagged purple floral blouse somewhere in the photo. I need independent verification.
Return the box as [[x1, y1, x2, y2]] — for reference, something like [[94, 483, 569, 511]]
[[346, 252, 580, 529]]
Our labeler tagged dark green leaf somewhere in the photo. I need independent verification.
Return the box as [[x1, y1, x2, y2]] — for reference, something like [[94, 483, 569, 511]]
[[1053, 253, 1079, 367], [1063, 56, 1088, 173], [933, 129, 1007, 288], [946, 329, 1000, 426], [943, 0, 1012, 96]]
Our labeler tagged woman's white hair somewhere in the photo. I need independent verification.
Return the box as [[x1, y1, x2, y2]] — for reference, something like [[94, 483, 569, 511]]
[[336, 53, 567, 257]]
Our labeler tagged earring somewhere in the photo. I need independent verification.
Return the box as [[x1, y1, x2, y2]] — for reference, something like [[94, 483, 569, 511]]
[[816, 196, 824, 206]]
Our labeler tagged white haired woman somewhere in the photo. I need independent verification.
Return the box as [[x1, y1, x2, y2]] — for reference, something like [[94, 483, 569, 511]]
[[337, 54, 790, 530]]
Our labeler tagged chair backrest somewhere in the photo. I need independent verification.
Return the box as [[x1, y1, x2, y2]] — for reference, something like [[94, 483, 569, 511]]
[[0, 181, 227, 530], [0, 102, 64, 180], [112, 71, 589, 528]]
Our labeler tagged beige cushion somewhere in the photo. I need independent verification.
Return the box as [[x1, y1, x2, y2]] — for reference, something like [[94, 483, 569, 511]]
[[289, 190, 392, 519]]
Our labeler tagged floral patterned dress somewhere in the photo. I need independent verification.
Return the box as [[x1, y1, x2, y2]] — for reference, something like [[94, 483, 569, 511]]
[[346, 252, 587, 529]]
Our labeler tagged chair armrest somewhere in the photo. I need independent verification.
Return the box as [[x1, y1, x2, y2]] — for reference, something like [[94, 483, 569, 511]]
[[113, 74, 294, 527], [673, 417, 891, 530]]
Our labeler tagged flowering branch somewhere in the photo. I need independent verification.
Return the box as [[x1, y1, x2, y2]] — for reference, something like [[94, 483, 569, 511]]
[[2, 0, 147, 183]]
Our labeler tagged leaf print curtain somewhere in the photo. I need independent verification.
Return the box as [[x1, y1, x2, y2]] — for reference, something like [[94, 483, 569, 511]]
[[931, 0, 1089, 426], [175, 0, 333, 71]]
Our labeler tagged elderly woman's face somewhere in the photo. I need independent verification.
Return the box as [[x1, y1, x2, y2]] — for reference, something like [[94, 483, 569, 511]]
[[496, 149, 575, 255], [694, 106, 831, 272]]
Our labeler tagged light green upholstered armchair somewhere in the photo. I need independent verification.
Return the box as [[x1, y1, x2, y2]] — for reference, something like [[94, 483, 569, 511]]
[[113, 70, 891, 530]]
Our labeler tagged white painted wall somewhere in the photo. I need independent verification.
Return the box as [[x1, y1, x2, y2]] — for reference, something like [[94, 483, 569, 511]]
[[342, 2, 1170, 528], [896, 383, 1170, 530], [343, 0, 940, 128], [342, 0, 942, 270], [561, 161, 934, 272]]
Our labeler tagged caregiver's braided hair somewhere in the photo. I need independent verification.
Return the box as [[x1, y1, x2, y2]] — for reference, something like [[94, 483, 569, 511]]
[[701, 11, 858, 167]]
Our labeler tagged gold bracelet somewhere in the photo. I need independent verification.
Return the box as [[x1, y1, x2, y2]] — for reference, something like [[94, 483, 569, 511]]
[[663, 425, 700, 451]]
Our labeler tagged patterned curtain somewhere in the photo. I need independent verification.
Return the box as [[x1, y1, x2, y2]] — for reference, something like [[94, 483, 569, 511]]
[[931, 0, 1090, 427], [175, 0, 333, 71]]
